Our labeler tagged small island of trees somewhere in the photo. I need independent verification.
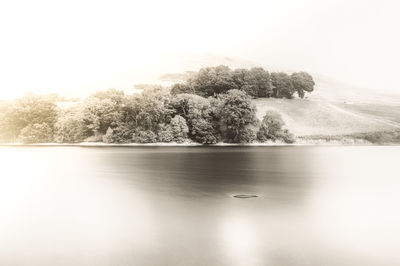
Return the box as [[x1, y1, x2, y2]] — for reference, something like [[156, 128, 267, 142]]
[[0, 66, 315, 144]]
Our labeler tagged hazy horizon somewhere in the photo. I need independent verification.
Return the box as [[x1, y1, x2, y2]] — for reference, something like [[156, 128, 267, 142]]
[[1, 0, 399, 99]]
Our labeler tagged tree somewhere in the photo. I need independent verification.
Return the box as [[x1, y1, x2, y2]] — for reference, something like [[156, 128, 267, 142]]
[[291, 72, 315, 98], [219, 89, 258, 143], [170, 66, 313, 100], [232, 69, 258, 97], [0, 93, 58, 141], [257, 110, 295, 143], [0, 101, 13, 142], [250, 68, 273, 97], [157, 124, 175, 143], [271, 72, 296, 99], [169, 115, 189, 142], [125, 86, 173, 134], [81, 89, 127, 139], [54, 106, 90, 143], [132, 130, 158, 143], [186, 65, 237, 97], [191, 118, 220, 144], [170, 94, 220, 144], [18, 123, 53, 143], [102, 124, 135, 143], [91, 88, 126, 104], [232, 68, 273, 97], [158, 115, 189, 143], [82, 97, 124, 138], [170, 83, 193, 95]]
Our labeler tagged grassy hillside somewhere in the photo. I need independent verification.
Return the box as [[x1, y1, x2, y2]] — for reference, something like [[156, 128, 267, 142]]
[[156, 54, 400, 140], [255, 98, 400, 137]]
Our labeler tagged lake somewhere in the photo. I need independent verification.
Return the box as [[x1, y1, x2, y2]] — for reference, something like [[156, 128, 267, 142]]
[[1, 146, 400, 266]]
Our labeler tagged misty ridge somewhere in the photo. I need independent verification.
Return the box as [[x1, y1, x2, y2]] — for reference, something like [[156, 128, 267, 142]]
[[1, 65, 399, 145]]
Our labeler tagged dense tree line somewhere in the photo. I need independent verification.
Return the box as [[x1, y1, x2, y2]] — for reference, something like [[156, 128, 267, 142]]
[[171, 65, 315, 99], [0, 66, 307, 144]]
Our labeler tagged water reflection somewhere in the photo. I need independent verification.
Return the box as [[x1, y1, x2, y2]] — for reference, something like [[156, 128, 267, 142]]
[[219, 210, 261, 266], [0, 146, 399, 266]]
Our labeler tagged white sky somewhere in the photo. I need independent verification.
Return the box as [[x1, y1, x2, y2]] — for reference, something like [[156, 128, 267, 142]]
[[0, 0, 399, 99]]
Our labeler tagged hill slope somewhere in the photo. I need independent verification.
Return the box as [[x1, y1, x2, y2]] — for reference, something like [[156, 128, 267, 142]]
[[254, 98, 400, 137], [155, 54, 400, 138]]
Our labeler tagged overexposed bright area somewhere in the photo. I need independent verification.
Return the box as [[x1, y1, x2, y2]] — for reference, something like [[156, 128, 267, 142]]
[[0, 0, 399, 99]]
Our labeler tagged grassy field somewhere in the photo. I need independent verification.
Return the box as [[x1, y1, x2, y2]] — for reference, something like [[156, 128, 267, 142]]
[[254, 98, 400, 137]]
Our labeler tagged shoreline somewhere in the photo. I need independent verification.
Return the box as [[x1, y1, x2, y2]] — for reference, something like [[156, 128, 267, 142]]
[[0, 142, 303, 147], [0, 141, 397, 147]]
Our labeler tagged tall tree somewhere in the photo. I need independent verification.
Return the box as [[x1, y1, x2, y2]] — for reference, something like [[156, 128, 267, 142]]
[[55, 105, 90, 143], [170, 94, 221, 144], [291, 72, 315, 98], [219, 89, 258, 143], [0, 93, 58, 142], [271, 72, 296, 99], [186, 65, 237, 97], [82, 96, 125, 137]]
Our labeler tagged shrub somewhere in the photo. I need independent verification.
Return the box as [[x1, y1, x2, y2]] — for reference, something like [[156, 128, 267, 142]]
[[158, 124, 174, 143], [132, 130, 158, 143], [103, 124, 135, 143], [170, 115, 189, 142], [257, 110, 295, 143], [191, 118, 219, 144]]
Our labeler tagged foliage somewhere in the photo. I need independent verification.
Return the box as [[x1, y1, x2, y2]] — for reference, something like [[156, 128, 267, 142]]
[[271, 72, 296, 99], [191, 118, 219, 144], [132, 130, 158, 143], [291, 72, 315, 98], [0, 102, 12, 142], [257, 110, 295, 143], [352, 130, 400, 144], [170, 94, 220, 144], [187, 65, 238, 97], [102, 124, 135, 143], [125, 86, 173, 133], [0, 66, 314, 144], [219, 90, 258, 143], [0, 93, 58, 142], [54, 106, 89, 143], [170, 115, 189, 142], [18, 123, 53, 143], [157, 124, 175, 142], [298, 130, 400, 144], [232, 67, 273, 97], [91, 88, 126, 104], [82, 89, 126, 135], [170, 83, 193, 95], [171, 66, 313, 99], [157, 115, 189, 143]]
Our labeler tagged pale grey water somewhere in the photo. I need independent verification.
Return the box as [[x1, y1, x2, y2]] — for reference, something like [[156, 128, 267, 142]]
[[1, 146, 400, 266]]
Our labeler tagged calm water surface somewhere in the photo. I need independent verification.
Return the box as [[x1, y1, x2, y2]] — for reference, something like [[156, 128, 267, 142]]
[[1, 146, 400, 266]]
